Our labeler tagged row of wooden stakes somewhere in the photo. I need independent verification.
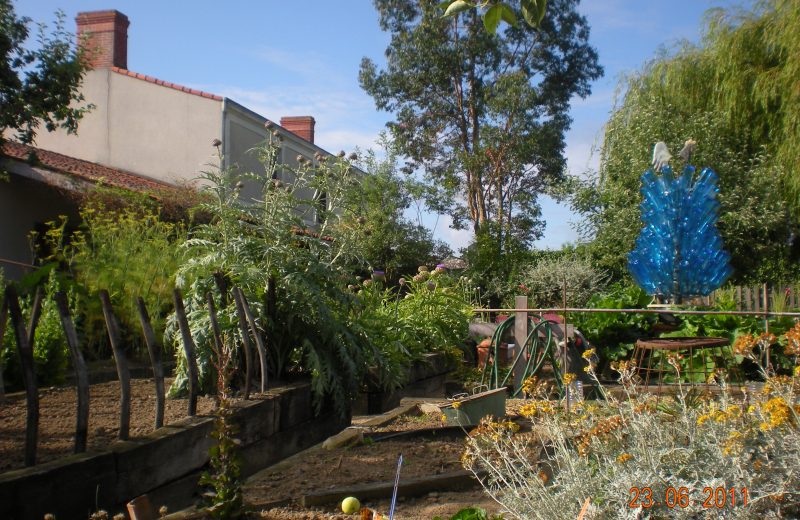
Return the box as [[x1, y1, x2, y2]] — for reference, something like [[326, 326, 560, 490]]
[[0, 285, 270, 468]]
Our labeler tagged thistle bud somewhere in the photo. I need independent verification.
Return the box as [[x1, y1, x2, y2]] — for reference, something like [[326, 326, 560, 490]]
[[296, 155, 305, 164], [427, 281, 436, 291], [399, 277, 406, 286], [211, 138, 222, 148], [264, 120, 274, 129], [338, 150, 346, 158], [348, 152, 358, 161], [357, 216, 367, 225]]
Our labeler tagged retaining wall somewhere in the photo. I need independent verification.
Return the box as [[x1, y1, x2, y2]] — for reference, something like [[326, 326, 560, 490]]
[[0, 381, 348, 520]]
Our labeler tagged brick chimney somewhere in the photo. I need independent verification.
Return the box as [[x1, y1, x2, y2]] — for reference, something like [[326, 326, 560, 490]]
[[280, 116, 315, 144], [76, 10, 130, 69]]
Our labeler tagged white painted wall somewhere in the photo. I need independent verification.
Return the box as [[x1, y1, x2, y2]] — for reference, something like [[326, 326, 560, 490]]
[[34, 69, 223, 185]]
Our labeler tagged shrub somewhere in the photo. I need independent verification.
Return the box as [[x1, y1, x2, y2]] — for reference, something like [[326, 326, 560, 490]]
[[463, 357, 800, 519], [516, 256, 608, 309]]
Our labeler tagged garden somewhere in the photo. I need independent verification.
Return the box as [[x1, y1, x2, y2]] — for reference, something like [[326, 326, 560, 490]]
[[1, 0, 800, 519]]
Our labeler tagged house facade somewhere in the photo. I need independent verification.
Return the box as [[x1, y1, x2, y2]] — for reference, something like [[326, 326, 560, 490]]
[[1, 9, 346, 279]]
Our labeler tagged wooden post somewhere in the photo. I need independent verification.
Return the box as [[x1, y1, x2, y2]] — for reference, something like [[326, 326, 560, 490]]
[[136, 298, 165, 429], [25, 287, 44, 351], [736, 286, 743, 311], [206, 291, 226, 399], [55, 292, 90, 453], [232, 288, 254, 400], [173, 288, 198, 416], [235, 288, 268, 393], [99, 290, 131, 440], [5, 285, 39, 466], [763, 283, 769, 334], [0, 298, 7, 403], [513, 295, 528, 393]]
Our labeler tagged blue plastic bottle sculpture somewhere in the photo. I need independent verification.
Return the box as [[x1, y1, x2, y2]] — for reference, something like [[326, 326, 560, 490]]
[[628, 164, 733, 304]]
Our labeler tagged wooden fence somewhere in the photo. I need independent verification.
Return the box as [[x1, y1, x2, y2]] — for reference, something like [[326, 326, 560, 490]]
[[689, 284, 800, 311], [0, 284, 270, 468]]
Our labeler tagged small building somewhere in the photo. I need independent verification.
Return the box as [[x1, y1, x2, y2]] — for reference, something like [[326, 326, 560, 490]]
[[1, 10, 351, 279]]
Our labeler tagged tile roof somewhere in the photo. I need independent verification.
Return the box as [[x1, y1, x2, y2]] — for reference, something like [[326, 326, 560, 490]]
[[110, 66, 223, 101], [1, 141, 176, 193]]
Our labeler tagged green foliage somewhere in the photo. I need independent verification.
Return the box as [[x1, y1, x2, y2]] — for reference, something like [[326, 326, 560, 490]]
[[1, 271, 74, 389], [516, 255, 608, 309], [570, 0, 800, 283], [433, 506, 504, 520], [41, 202, 184, 358], [199, 335, 244, 520], [0, 0, 92, 144], [440, 0, 546, 34], [169, 139, 383, 415], [360, 0, 601, 252], [347, 137, 452, 284], [572, 283, 655, 364]]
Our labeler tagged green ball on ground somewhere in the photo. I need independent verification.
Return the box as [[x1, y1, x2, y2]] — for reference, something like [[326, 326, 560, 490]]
[[341, 496, 361, 514]]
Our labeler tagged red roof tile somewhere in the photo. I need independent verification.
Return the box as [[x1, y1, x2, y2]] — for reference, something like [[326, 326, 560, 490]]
[[110, 66, 223, 101], [1, 141, 176, 194]]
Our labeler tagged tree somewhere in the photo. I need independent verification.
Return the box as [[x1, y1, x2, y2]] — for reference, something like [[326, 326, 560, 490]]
[[350, 138, 452, 283], [359, 0, 602, 255], [570, 0, 799, 283], [0, 0, 91, 145]]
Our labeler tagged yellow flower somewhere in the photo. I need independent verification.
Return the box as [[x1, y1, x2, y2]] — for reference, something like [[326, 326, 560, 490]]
[[440, 414, 447, 422], [452, 401, 461, 409], [581, 348, 595, 360], [563, 373, 577, 385], [617, 453, 633, 464], [794, 365, 800, 378]]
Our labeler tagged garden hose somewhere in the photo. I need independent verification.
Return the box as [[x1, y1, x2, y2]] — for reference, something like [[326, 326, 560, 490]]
[[479, 315, 564, 397]]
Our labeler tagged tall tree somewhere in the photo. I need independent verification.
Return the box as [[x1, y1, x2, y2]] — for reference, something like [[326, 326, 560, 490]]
[[0, 0, 91, 145], [359, 0, 602, 252], [570, 0, 799, 283]]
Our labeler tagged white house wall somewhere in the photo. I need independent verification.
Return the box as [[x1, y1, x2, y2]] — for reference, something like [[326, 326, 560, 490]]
[[34, 69, 222, 186]]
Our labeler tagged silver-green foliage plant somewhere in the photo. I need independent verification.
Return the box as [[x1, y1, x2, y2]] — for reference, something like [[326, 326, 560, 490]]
[[168, 137, 392, 414], [516, 255, 607, 309], [463, 362, 800, 519]]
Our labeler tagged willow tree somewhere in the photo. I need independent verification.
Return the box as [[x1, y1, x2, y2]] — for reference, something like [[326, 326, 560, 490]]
[[360, 0, 602, 253], [572, 0, 800, 283]]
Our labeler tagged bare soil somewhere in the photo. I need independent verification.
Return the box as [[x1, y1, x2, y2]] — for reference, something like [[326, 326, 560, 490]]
[[243, 406, 518, 520], [0, 378, 217, 473]]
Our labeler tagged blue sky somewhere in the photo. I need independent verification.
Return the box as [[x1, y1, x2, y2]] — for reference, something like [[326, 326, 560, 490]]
[[20, 0, 751, 251]]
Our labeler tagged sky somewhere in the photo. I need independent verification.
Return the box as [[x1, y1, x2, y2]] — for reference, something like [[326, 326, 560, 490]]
[[19, 0, 752, 252]]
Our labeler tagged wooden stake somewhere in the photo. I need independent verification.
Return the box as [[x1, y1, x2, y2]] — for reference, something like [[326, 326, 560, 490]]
[[0, 298, 7, 403], [100, 290, 131, 440], [55, 291, 90, 453], [136, 297, 165, 429], [5, 285, 39, 466], [232, 288, 253, 400], [576, 497, 591, 520], [173, 288, 199, 416], [235, 287, 268, 393]]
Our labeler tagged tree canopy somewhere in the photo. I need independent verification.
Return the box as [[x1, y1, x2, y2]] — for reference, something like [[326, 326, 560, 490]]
[[359, 0, 602, 253], [570, 0, 800, 284], [0, 0, 91, 145]]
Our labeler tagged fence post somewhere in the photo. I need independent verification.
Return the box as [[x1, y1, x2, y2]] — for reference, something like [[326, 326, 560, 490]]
[[55, 292, 90, 453], [235, 288, 268, 393], [0, 297, 7, 403], [232, 288, 254, 400], [513, 295, 528, 392], [136, 298, 166, 430], [5, 285, 40, 466], [100, 290, 131, 441], [173, 288, 199, 416]]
